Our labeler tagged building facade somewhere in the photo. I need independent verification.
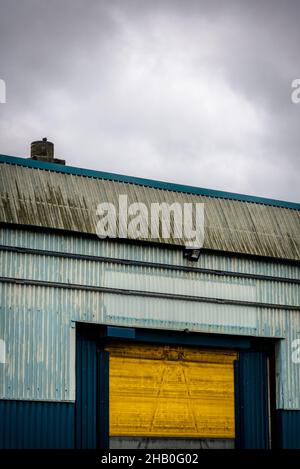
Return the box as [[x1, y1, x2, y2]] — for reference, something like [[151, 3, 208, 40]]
[[0, 152, 300, 448]]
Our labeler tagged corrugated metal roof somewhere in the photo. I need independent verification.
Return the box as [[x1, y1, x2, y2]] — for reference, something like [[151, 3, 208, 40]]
[[1, 154, 299, 210], [1, 155, 300, 260]]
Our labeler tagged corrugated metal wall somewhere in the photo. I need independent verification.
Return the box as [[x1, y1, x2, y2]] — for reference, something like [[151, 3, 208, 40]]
[[1, 227, 300, 279], [0, 227, 300, 409], [2, 250, 299, 307], [235, 352, 270, 449], [277, 410, 300, 448], [0, 400, 74, 448], [75, 329, 97, 449]]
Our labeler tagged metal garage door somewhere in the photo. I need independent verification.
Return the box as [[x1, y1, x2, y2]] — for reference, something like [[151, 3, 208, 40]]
[[106, 342, 237, 448]]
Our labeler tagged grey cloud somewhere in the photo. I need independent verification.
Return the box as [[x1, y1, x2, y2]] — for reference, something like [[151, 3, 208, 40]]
[[0, 0, 299, 202]]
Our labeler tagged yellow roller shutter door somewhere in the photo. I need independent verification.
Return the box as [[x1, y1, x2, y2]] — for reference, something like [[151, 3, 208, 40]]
[[107, 343, 237, 439]]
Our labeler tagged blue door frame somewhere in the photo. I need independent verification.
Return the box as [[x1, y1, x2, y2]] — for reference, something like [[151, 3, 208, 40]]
[[234, 352, 270, 448], [75, 324, 273, 449]]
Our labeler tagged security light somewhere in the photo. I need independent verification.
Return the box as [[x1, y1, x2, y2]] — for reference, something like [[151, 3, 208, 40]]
[[184, 247, 201, 261]]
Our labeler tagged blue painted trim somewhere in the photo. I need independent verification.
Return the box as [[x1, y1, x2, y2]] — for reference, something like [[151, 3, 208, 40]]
[[102, 325, 252, 348], [75, 328, 97, 449], [130, 328, 252, 350], [102, 324, 253, 349], [98, 350, 109, 449], [1, 154, 299, 210], [234, 360, 242, 449], [107, 326, 136, 339], [235, 351, 270, 449]]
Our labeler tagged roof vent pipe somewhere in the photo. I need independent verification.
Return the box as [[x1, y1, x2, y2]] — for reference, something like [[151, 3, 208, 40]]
[[30, 138, 65, 165]]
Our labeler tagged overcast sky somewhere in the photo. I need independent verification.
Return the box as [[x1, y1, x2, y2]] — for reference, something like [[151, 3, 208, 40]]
[[0, 0, 299, 202]]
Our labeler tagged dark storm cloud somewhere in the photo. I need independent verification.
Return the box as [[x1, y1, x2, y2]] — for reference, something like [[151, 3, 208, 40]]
[[0, 0, 299, 201]]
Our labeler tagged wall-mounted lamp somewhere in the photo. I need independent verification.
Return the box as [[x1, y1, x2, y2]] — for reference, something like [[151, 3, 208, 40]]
[[183, 247, 201, 262]]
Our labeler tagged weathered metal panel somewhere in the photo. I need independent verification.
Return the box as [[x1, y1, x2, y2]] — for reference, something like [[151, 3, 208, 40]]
[[2, 278, 299, 407], [0, 293, 296, 402], [2, 154, 299, 210], [0, 227, 300, 410], [1, 227, 300, 280], [103, 293, 258, 331], [274, 314, 300, 410], [0, 400, 74, 448], [1, 160, 300, 260], [0, 282, 104, 401], [1, 250, 299, 308]]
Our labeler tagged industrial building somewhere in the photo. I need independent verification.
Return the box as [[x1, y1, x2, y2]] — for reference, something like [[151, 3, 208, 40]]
[[0, 139, 300, 449]]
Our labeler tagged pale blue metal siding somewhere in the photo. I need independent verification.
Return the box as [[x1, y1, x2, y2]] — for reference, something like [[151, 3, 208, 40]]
[[0, 227, 300, 409], [1, 250, 299, 307], [1, 227, 300, 280]]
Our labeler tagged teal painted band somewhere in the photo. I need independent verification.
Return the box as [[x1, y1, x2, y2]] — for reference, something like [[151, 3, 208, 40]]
[[1, 154, 299, 210]]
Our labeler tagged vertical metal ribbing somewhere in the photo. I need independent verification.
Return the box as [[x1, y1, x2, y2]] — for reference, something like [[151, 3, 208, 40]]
[[98, 350, 109, 449], [235, 351, 270, 449], [75, 328, 97, 449]]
